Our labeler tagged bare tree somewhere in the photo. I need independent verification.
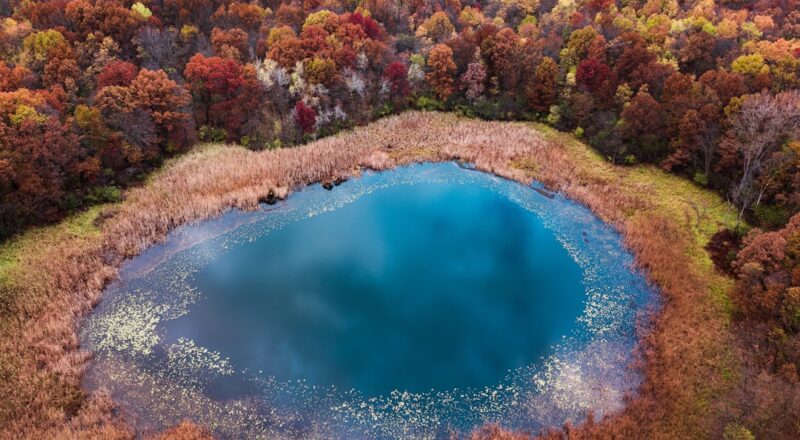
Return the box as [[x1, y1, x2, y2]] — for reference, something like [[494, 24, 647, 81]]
[[722, 91, 800, 228], [108, 110, 158, 151], [135, 27, 178, 72]]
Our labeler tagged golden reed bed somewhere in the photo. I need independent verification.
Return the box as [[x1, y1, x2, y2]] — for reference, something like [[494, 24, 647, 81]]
[[0, 112, 738, 439]]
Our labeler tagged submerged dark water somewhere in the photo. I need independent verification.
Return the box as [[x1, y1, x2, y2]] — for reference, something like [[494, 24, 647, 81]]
[[164, 180, 585, 396], [80, 162, 655, 439]]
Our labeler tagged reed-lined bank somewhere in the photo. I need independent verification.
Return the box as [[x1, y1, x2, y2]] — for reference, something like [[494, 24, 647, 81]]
[[0, 112, 739, 439]]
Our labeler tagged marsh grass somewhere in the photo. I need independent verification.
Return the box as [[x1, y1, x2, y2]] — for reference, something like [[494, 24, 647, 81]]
[[0, 112, 740, 439]]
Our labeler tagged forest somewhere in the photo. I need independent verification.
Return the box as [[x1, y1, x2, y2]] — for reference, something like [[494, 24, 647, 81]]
[[1, 0, 799, 438], [1, 0, 799, 238]]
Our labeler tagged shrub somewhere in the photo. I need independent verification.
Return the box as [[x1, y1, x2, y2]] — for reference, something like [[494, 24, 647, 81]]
[[754, 204, 792, 230], [85, 186, 122, 205], [415, 95, 444, 111], [198, 125, 227, 142]]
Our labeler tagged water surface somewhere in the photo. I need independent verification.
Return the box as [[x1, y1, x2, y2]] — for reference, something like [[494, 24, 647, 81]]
[[166, 179, 585, 396], [80, 162, 655, 439]]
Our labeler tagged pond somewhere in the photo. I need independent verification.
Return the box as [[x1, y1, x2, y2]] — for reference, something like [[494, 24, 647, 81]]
[[80, 162, 655, 439]]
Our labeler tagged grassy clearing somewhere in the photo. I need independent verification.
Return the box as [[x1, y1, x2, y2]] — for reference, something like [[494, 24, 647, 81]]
[[0, 112, 742, 439], [536, 124, 738, 314], [0, 205, 109, 308]]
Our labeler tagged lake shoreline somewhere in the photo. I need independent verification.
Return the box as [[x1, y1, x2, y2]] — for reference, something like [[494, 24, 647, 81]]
[[78, 162, 655, 438], [0, 112, 739, 439]]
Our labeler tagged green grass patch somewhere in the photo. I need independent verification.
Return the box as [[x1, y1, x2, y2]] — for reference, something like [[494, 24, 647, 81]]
[[530, 122, 742, 325], [0, 205, 109, 292]]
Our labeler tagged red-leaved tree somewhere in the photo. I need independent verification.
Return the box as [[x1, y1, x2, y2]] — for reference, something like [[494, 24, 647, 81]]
[[576, 57, 611, 92], [383, 61, 410, 102], [294, 101, 316, 134]]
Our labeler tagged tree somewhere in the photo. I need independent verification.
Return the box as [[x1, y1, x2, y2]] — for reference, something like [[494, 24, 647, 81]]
[[735, 213, 800, 326], [461, 61, 487, 102], [576, 57, 611, 92], [525, 56, 558, 112], [0, 117, 96, 236], [304, 57, 336, 86], [613, 33, 656, 82], [294, 101, 316, 133], [43, 55, 81, 93], [663, 104, 722, 179], [362, 0, 409, 34], [96, 60, 138, 89], [678, 31, 716, 74], [184, 54, 244, 128], [211, 27, 249, 61], [212, 2, 268, 33], [64, 0, 141, 49], [383, 61, 410, 101], [162, 0, 217, 31], [96, 69, 192, 155], [561, 26, 598, 67], [347, 11, 383, 40], [135, 26, 179, 71], [21, 29, 66, 65], [418, 11, 454, 42], [732, 54, 769, 77], [426, 44, 456, 100], [699, 70, 747, 105], [268, 35, 305, 68], [628, 61, 676, 100], [480, 28, 521, 92], [275, 4, 306, 29], [621, 90, 666, 162], [129, 69, 191, 134], [0, 61, 34, 92], [720, 91, 800, 226]]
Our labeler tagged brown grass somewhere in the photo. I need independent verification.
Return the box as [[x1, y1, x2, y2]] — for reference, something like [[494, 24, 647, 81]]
[[0, 112, 739, 439]]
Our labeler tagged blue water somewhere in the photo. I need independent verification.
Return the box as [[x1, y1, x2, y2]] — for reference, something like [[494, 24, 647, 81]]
[[80, 163, 656, 439], [165, 180, 586, 396]]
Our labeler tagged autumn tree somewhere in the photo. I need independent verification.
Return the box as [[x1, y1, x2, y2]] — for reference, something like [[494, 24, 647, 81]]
[[699, 70, 747, 106], [735, 213, 800, 324], [662, 103, 722, 179], [0, 61, 35, 91], [576, 57, 611, 93], [96, 69, 192, 157], [0, 117, 95, 236], [621, 90, 666, 162], [96, 60, 138, 89], [212, 2, 268, 33], [211, 27, 249, 61], [347, 11, 383, 40], [267, 34, 305, 68], [525, 56, 558, 112], [613, 33, 656, 82], [383, 61, 410, 103], [294, 100, 316, 133], [64, 0, 141, 50], [418, 11, 454, 42], [480, 28, 521, 92], [426, 44, 456, 100], [135, 26, 179, 71], [678, 31, 716, 74], [184, 54, 244, 129], [275, 3, 306, 29], [461, 61, 487, 102]]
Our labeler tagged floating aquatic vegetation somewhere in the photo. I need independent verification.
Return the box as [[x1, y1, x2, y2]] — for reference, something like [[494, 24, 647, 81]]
[[80, 162, 656, 439]]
